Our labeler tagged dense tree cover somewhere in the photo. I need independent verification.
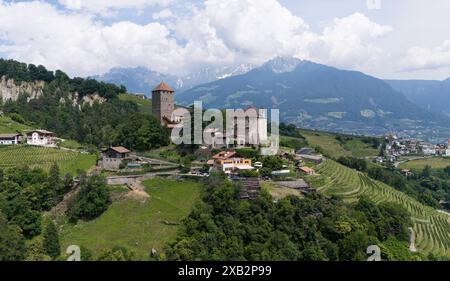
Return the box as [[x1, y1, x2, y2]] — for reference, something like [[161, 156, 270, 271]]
[[335, 135, 381, 149], [1, 59, 170, 149], [262, 155, 285, 171], [2, 89, 169, 149], [337, 156, 368, 172], [0, 166, 71, 238], [43, 219, 61, 259], [279, 123, 307, 140], [165, 172, 414, 261], [0, 59, 125, 99], [0, 166, 74, 261], [67, 175, 111, 222], [0, 211, 26, 261], [25, 237, 52, 261]]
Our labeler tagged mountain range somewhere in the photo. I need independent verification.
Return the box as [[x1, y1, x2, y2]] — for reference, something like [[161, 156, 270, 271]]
[[386, 78, 450, 118], [92, 64, 254, 95], [91, 57, 450, 142]]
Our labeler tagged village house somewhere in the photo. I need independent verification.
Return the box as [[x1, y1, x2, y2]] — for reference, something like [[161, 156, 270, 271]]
[[26, 130, 55, 147], [299, 166, 315, 175], [0, 133, 22, 145], [135, 93, 147, 99], [100, 146, 131, 170], [212, 150, 253, 174]]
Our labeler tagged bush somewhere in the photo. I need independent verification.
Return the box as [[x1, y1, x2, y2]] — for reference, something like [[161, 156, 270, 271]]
[[67, 175, 111, 222]]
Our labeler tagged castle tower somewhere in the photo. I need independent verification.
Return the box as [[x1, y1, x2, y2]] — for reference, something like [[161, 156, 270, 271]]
[[152, 82, 175, 125]]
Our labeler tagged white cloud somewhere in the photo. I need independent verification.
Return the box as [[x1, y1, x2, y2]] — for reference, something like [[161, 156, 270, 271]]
[[174, 1, 392, 71], [401, 40, 450, 71], [311, 13, 393, 69], [0, 0, 394, 77], [0, 1, 183, 76], [152, 9, 174, 20], [58, 0, 172, 15]]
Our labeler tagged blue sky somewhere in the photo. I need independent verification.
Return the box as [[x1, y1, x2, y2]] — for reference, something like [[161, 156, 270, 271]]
[[0, 0, 449, 80]]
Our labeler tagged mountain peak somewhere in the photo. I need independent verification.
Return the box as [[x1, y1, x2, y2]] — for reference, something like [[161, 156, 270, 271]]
[[262, 56, 303, 74]]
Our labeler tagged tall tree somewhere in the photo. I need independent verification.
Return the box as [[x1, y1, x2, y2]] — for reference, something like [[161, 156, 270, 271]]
[[43, 219, 61, 259], [0, 211, 26, 261]]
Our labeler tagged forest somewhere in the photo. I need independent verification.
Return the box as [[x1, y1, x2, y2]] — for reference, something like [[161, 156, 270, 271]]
[[165, 172, 419, 261], [0, 59, 170, 150]]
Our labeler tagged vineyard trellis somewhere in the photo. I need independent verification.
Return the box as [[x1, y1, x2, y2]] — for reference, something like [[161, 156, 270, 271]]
[[0, 145, 95, 175], [312, 160, 450, 257]]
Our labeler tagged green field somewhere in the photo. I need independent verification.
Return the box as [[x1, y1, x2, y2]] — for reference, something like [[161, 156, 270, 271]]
[[0, 145, 97, 175], [309, 160, 450, 257], [399, 157, 450, 171], [0, 115, 31, 133], [119, 93, 152, 114], [60, 178, 201, 260], [298, 130, 379, 158]]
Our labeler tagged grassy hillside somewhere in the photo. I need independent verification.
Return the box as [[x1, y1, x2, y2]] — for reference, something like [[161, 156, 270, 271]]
[[308, 160, 450, 257], [0, 115, 31, 133], [399, 157, 450, 171], [60, 178, 201, 260], [295, 129, 380, 158], [118, 93, 152, 114], [0, 146, 96, 175]]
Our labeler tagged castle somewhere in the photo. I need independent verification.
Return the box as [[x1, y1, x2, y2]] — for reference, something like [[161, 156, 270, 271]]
[[151, 81, 268, 148], [152, 81, 180, 128]]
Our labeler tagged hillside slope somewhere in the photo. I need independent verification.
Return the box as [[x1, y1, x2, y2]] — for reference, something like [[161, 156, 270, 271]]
[[386, 78, 450, 118], [309, 160, 450, 257], [178, 57, 449, 140]]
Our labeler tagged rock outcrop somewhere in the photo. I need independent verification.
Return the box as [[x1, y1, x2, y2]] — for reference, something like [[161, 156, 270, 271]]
[[0, 76, 106, 106], [0, 76, 45, 102]]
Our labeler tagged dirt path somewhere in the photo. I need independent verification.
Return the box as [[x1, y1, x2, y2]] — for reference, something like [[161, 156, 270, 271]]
[[408, 227, 417, 252], [46, 182, 81, 217]]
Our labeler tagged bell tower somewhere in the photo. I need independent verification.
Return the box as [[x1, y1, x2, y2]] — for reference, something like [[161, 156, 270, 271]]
[[152, 81, 175, 125]]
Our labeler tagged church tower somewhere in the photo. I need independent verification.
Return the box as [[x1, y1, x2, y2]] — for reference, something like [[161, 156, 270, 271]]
[[152, 81, 175, 125]]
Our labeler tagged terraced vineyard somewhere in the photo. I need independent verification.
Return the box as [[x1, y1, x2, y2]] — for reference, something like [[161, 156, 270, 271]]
[[0, 145, 97, 175], [310, 160, 450, 257]]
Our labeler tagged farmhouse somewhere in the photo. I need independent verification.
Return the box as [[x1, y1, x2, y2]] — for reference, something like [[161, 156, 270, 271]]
[[212, 150, 253, 174], [26, 130, 55, 147], [100, 146, 131, 170], [103, 146, 131, 158], [0, 133, 22, 145]]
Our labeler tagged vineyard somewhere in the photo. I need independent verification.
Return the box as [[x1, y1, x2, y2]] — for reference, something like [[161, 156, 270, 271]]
[[0, 145, 97, 175], [310, 160, 450, 257]]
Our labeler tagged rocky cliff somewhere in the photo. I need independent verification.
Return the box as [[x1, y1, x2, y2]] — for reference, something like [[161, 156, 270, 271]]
[[0, 75, 45, 102], [0, 75, 106, 106]]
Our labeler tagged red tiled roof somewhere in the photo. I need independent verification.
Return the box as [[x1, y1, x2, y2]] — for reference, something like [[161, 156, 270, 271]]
[[153, 82, 174, 92], [213, 151, 236, 160], [299, 167, 314, 173], [111, 146, 131, 154]]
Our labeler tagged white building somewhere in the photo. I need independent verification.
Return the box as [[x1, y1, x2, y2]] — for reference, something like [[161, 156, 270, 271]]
[[26, 130, 55, 147], [234, 107, 268, 148], [422, 144, 436, 155], [0, 133, 22, 145], [446, 138, 450, 157]]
